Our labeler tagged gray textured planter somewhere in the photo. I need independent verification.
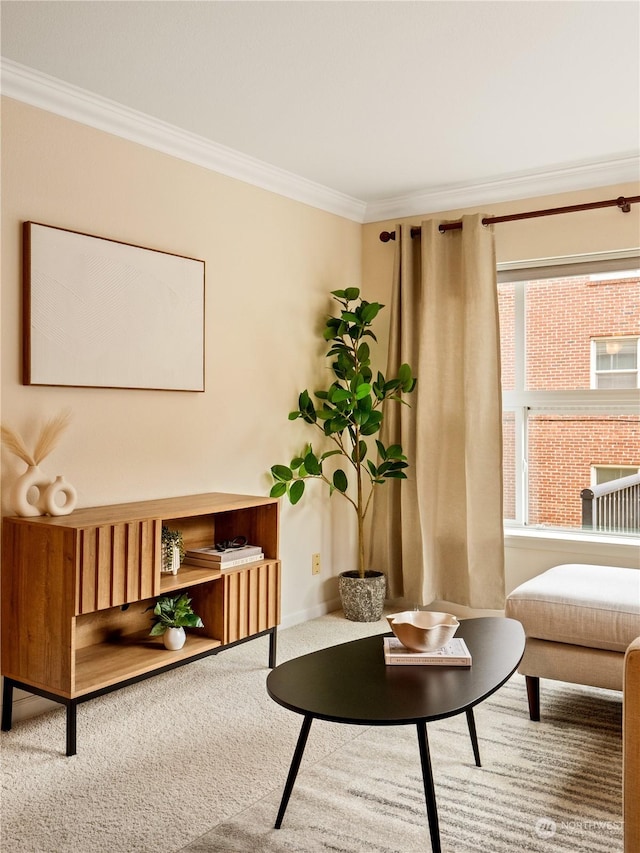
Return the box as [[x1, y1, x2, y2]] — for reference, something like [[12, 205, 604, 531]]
[[338, 570, 386, 622]]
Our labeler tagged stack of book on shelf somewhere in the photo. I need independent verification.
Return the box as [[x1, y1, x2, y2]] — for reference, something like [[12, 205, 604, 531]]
[[183, 544, 264, 571], [383, 636, 472, 666]]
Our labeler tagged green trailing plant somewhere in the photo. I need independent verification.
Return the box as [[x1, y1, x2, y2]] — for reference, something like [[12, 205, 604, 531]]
[[270, 287, 416, 579], [146, 593, 203, 637]]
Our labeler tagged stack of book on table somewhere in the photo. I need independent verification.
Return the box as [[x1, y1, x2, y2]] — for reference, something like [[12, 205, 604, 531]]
[[183, 544, 264, 570], [383, 636, 472, 666]]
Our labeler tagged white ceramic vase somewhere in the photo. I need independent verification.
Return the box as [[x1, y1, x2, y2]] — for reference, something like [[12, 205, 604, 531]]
[[163, 627, 186, 650], [44, 475, 78, 517], [10, 464, 51, 517]]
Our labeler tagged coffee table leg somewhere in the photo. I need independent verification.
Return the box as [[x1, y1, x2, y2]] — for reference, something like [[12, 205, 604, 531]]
[[274, 714, 313, 829], [465, 707, 481, 767], [416, 722, 441, 853]]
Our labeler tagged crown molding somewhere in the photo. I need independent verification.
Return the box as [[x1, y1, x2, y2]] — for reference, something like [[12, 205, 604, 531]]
[[363, 154, 640, 223], [0, 58, 366, 223], [2, 58, 637, 227]]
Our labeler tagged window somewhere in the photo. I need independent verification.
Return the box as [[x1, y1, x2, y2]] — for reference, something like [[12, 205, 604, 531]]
[[498, 257, 640, 532], [592, 337, 639, 389], [592, 465, 640, 486]]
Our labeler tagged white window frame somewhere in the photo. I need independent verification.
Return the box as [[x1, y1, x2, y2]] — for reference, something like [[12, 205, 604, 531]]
[[499, 251, 640, 533], [591, 464, 640, 486], [590, 336, 639, 389]]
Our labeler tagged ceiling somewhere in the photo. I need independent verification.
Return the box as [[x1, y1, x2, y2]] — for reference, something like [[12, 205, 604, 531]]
[[1, 1, 639, 221]]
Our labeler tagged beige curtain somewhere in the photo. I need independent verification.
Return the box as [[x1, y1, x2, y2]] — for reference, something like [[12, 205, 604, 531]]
[[370, 213, 505, 609]]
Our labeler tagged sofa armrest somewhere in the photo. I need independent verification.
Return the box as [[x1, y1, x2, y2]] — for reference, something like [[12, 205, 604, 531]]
[[624, 637, 640, 853]]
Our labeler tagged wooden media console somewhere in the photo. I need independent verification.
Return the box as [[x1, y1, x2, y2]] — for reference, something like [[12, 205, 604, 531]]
[[1, 492, 281, 755]]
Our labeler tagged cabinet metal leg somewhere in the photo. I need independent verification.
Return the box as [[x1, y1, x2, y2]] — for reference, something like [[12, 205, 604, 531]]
[[416, 722, 441, 853], [466, 707, 481, 767], [274, 714, 313, 829], [268, 627, 278, 669], [66, 700, 78, 756], [2, 678, 14, 731]]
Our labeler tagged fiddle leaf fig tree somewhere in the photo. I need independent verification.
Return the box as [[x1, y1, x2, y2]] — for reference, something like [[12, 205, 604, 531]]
[[270, 287, 416, 579]]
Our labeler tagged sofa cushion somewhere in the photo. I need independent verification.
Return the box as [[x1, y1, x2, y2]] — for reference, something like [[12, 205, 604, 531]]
[[505, 564, 640, 653]]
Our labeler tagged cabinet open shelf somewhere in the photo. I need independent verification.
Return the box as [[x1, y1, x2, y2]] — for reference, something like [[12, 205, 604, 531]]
[[158, 558, 273, 593], [74, 631, 222, 695]]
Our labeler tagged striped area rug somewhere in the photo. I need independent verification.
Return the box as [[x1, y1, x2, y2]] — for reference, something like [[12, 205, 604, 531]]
[[186, 676, 622, 853]]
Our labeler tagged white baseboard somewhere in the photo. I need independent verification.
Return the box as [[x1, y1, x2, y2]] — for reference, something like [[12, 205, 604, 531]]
[[279, 597, 342, 630]]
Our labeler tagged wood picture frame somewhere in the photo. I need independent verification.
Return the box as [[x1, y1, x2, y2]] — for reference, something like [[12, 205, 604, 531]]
[[23, 222, 205, 391]]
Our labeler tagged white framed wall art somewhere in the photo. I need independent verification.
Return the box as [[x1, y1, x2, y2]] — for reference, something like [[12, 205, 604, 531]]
[[23, 222, 205, 391]]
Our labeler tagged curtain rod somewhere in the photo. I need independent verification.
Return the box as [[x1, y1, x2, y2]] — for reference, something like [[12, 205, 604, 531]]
[[378, 195, 640, 242]]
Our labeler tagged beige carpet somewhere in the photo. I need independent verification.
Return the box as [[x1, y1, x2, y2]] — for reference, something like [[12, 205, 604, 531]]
[[0, 612, 623, 852]]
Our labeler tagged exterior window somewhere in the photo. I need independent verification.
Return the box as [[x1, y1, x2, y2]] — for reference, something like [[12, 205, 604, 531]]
[[499, 261, 640, 532], [592, 465, 640, 485], [592, 337, 639, 389]]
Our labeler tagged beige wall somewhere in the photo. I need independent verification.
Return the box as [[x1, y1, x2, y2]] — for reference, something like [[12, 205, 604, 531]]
[[2, 97, 639, 634], [1, 98, 362, 625]]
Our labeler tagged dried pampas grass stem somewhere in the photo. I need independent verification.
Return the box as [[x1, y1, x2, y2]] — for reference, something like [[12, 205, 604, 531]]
[[33, 410, 72, 465], [0, 425, 35, 466], [1, 409, 72, 467]]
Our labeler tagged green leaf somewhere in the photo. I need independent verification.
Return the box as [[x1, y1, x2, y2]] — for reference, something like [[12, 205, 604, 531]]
[[320, 449, 342, 461], [354, 382, 371, 400], [182, 613, 204, 628], [333, 469, 348, 492], [304, 452, 321, 475], [398, 363, 414, 388], [351, 440, 367, 463], [357, 342, 370, 363], [149, 623, 166, 637], [375, 439, 387, 460], [344, 287, 360, 301], [270, 482, 287, 498], [289, 479, 305, 504], [386, 444, 404, 459], [360, 410, 382, 435], [271, 465, 292, 482], [331, 388, 352, 403], [327, 415, 349, 434], [361, 302, 382, 324], [288, 411, 301, 420]]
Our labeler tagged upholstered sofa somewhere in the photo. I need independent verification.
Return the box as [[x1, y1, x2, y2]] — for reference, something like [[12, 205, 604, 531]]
[[505, 564, 640, 719], [505, 564, 640, 850]]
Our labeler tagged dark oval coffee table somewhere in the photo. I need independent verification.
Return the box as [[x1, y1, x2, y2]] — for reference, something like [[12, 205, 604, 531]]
[[266, 616, 525, 853]]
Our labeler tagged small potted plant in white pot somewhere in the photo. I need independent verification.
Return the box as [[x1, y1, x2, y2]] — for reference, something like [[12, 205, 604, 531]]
[[269, 287, 416, 621], [147, 593, 203, 650]]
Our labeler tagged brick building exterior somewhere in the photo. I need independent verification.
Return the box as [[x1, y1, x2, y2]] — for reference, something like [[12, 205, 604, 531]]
[[499, 274, 639, 528]]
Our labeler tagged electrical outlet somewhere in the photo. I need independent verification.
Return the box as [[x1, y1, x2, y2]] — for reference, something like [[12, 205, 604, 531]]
[[311, 553, 321, 575]]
